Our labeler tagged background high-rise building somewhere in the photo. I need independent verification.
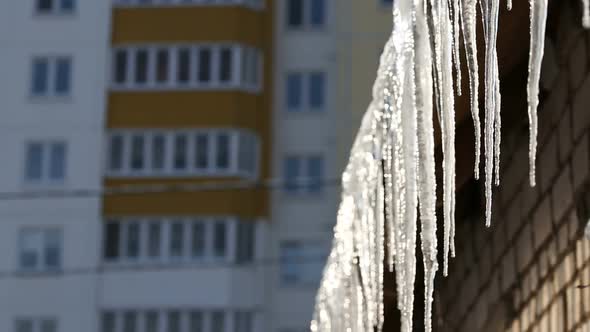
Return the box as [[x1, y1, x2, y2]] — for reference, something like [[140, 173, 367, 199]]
[[0, 1, 395, 331]]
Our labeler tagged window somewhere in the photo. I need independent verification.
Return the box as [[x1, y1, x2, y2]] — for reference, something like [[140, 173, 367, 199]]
[[134, 49, 149, 85], [24, 141, 67, 184], [113, 0, 264, 9], [191, 221, 205, 258], [107, 130, 256, 178], [15, 318, 58, 332], [280, 240, 327, 286], [19, 228, 62, 272], [211, 312, 225, 332], [155, 48, 170, 84], [173, 134, 188, 170], [31, 57, 72, 97], [103, 218, 254, 264], [286, 73, 302, 111], [111, 44, 261, 92], [170, 221, 184, 258], [213, 221, 226, 258], [36, 0, 75, 14], [219, 47, 233, 83], [309, 72, 325, 109], [286, 71, 326, 112], [283, 155, 325, 194], [236, 222, 255, 263], [101, 310, 250, 332], [287, 0, 326, 29], [234, 312, 253, 332]]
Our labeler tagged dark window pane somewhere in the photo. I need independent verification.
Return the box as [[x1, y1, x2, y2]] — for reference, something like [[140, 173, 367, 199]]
[[216, 134, 230, 169], [135, 49, 149, 84], [49, 142, 66, 181], [44, 229, 62, 269], [151, 134, 166, 171], [101, 312, 116, 332], [130, 135, 145, 170], [147, 222, 161, 258], [60, 0, 75, 11], [219, 48, 233, 82], [104, 222, 120, 260], [155, 49, 169, 83], [123, 311, 137, 332], [20, 230, 40, 270], [310, 0, 326, 26], [167, 311, 181, 332], [211, 312, 225, 332], [170, 221, 184, 258], [55, 57, 72, 95], [174, 135, 188, 170], [25, 143, 44, 181], [32, 58, 49, 95], [178, 48, 191, 83], [189, 312, 203, 332], [109, 135, 124, 171], [195, 134, 209, 169], [191, 222, 205, 258], [280, 241, 301, 284], [16, 319, 34, 332], [284, 157, 301, 192], [286, 73, 302, 111], [145, 311, 158, 332], [37, 0, 53, 12], [308, 156, 324, 192], [213, 222, 226, 258], [40, 318, 57, 332], [198, 49, 211, 83], [287, 0, 303, 27], [126, 223, 140, 259], [237, 222, 255, 263], [309, 72, 325, 109], [114, 50, 128, 84]]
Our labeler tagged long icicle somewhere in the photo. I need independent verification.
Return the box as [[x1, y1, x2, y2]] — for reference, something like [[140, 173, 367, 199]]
[[527, 0, 548, 187]]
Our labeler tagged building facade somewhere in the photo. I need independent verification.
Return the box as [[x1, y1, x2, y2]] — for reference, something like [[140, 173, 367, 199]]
[[0, 0, 397, 331]]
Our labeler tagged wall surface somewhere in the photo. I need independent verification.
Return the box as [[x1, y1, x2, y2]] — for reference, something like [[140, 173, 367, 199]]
[[435, 1, 590, 331]]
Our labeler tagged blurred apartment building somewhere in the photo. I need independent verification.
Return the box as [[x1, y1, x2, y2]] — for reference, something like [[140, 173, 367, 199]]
[[0, 1, 392, 332]]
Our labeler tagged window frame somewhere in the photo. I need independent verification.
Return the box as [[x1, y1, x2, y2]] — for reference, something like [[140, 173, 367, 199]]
[[284, 71, 327, 113], [23, 140, 68, 186], [105, 129, 258, 179], [285, 0, 327, 30], [29, 56, 73, 99], [34, 0, 76, 15], [110, 44, 261, 93], [18, 227, 63, 273]]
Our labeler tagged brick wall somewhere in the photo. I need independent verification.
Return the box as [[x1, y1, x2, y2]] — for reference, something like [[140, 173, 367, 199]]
[[435, 1, 590, 331]]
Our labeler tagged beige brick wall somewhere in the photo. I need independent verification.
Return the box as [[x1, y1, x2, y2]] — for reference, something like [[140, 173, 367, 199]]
[[435, 1, 590, 331]]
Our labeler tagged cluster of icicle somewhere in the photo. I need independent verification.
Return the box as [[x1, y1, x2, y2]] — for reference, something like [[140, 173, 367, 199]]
[[311, 1, 590, 332]]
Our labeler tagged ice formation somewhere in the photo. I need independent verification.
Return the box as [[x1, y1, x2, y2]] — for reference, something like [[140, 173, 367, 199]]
[[311, 1, 590, 332]]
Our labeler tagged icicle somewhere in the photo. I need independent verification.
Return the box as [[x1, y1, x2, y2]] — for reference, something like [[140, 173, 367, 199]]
[[527, 0, 548, 188], [507, 0, 512, 11], [452, 0, 463, 96], [493, 55, 502, 186], [414, 0, 438, 328], [461, 0, 482, 179], [583, 0, 590, 28]]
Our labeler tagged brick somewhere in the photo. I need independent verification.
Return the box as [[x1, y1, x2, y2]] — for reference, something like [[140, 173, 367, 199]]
[[552, 166, 574, 222], [572, 133, 589, 190], [558, 221, 570, 254], [521, 183, 539, 220], [502, 249, 517, 292], [516, 223, 535, 273], [539, 135, 560, 193], [573, 76, 590, 140], [540, 71, 569, 128], [569, 36, 588, 89], [558, 112, 573, 163], [533, 196, 553, 250]]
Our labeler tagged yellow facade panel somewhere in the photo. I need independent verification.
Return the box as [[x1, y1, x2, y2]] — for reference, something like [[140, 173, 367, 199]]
[[107, 91, 265, 131], [103, 178, 269, 218], [112, 7, 264, 46]]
